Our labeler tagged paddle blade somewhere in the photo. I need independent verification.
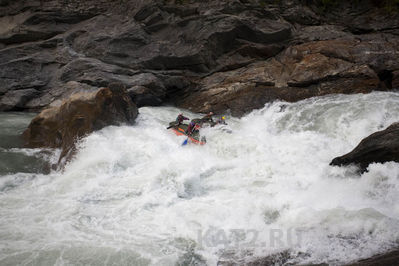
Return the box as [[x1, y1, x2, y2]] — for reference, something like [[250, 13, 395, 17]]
[[182, 138, 188, 146]]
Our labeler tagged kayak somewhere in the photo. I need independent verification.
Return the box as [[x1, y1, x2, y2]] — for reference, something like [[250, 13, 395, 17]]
[[168, 123, 206, 145]]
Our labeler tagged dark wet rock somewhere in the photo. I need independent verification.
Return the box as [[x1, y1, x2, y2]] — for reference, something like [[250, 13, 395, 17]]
[[129, 73, 165, 92], [0, 0, 398, 115], [0, 57, 56, 92], [393, 70, 399, 89], [24, 81, 99, 111], [124, 73, 167, 107], [133, 94, 163, 107], [217, 250, 294, 266], [0, 89, 39, 111], [330, 123, 399, 172], [294, 25, 352, 42], [317, 1, 399, 35], [22, 83, 138, 167], [280, 3, 321, 26], [346, 248, 399, 266], [128, 85, 163, 107], [219, 248, 399, 266]]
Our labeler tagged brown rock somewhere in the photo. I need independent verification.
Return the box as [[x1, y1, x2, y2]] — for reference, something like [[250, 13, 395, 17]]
[[330, 123, 399, 172], [180, 40, 382, 116], [22, 83, 138, 167]]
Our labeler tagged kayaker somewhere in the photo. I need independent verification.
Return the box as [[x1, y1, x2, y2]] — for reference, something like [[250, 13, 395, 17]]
[[216, 116, 227, 125], [176, 113, 189, 125], [167, 113, 189, 129], [201, 111, 214, 124], [186, 121, 200, 136]]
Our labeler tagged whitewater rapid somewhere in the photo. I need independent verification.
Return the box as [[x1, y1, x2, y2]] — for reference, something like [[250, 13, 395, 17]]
[[1, 92, 399, 265]]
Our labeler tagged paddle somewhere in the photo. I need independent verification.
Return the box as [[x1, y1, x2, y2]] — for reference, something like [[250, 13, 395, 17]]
[[166, 122, 177, 129]]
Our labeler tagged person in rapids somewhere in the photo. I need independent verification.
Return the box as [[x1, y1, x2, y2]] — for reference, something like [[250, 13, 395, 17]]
[[186, 121, 201, 136], [176, 113, 189, 125], [216, 116, 227, 125], [167, 113, 189, 129], [201, 111, 214, 123]]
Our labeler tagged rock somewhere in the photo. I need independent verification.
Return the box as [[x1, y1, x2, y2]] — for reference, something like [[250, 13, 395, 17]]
[[219, 248, 399, 266], [133, 94, 163, 107], [22, 83, 138, 167], [0, 0, 399, 114], [0, 0, 291, 111], [0, 89, 39, 111], [218, 250, 293, 266], [330, 123, 399, 172], [294, 25, 352, 42], [280, 3, 321, 26], [179, 40, 382, 116], [393, 70, 399, 89], [24, 81, 99, 111], [58, 58, 139, 87], [0, 57, 55, 92], [124, 73, 166, 106], [317, 1, 399, 35], [129, 73, 165, 92], [346, 248, 399, 266], [127, 85, 163, 107]]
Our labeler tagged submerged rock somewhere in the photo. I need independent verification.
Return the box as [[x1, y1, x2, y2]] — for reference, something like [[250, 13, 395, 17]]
[[330, 123, 399, 172], [22, 83, 138, 167], [218, 250, 294, 266], [346, 248, 399, 266]]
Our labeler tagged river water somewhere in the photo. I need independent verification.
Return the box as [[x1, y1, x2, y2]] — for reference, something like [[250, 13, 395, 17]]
[[0, 92, 399, 265]]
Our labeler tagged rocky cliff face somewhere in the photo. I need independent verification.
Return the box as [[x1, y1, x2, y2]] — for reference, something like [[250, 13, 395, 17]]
[[0, 0, 398, 115]]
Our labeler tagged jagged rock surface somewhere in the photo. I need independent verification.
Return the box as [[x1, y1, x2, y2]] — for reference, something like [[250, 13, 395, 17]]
[[0, 0, 399, 115], [180, 39, 390, 115]]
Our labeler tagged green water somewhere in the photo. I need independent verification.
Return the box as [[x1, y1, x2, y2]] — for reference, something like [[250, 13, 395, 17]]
[[0, 112, 50, 175]]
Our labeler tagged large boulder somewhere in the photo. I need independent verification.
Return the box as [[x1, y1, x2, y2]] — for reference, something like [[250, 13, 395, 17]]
[[179, 39, 384, 116], [22, 83, 138, 167], [330, 123, 399, 172]]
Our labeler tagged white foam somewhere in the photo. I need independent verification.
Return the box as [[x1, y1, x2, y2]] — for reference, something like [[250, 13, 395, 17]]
[[1, 92, 399, 265]]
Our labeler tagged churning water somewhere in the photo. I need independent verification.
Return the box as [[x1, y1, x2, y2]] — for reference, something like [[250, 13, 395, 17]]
[[1, 92, 399, 265]]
